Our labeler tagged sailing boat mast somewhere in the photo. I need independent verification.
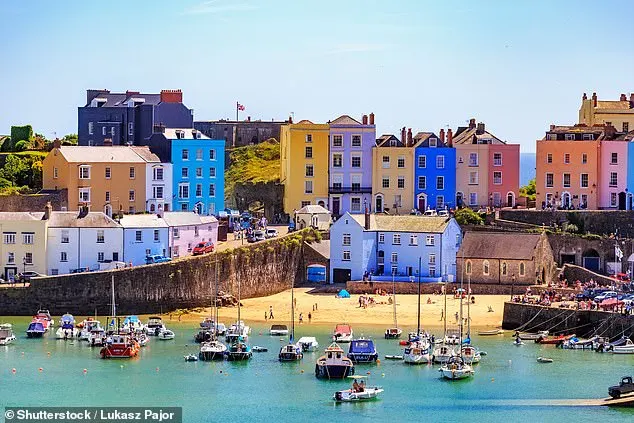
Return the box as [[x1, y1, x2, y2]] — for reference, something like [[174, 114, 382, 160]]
[[417, 257, 421, 336], [290, 280, 295, 343], [392, 269, 398, 330], [467, 274, 471, 340], [458, 246, 464, 357]]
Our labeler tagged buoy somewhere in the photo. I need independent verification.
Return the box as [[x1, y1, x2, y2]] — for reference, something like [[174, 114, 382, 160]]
[[83, 369, 88, 374], [491, 378, 495, 382], [11, 368, 16, 374], [381, 373, 385, 377], [300, 369, 304, 373], [120, 365, 124, 369], [219, 370, 223, 374], [366, 371, 371, 375], [38, 367, 43, 372], [156, 367, 160, 372], [47, 352, 51, 356], [21, 352, 25, 355], [376, 359, 381, 364]]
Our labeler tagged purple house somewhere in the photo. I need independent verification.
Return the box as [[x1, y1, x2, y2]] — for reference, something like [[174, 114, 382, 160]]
[[329, 114, 376, 217]]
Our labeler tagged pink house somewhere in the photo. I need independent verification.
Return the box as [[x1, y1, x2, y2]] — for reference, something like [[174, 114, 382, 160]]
[[599, 140, 628, 209], [161, 212, 218, 258], [488, 143, 520, 208]]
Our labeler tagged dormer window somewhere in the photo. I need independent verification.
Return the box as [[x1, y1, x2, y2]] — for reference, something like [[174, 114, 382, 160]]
[[429, 138, 437, 147], [390, 140, 398, 147], [582, 134, 594, 140], [565, 134, 575, 141]]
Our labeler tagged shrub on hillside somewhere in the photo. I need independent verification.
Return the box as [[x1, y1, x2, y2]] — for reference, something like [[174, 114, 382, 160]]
[[454, 207, 484, 225]]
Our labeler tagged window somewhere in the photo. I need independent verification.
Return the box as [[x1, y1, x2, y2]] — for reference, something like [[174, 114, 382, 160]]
[[332, 154, 342, 168], [104, 167, 111, 179], [128, 122, 133, 136], [382, 155, 390, 168], [135, 231, 142, 242], [469, 153, 478, 166], [24, 252, 33, 264], [582, 133, 594, 140], [110, 126, 115, 137], [426, 235, 435, 246], [623, 123, 629, 133], [88, 122, 94, 135], [469, 171, 478, 185], [305, 146, 313, 158], [22, 233, 34, 244], [7, 252, 14, 263], [209, 184, 215, 197], [418, 176, 426, 190], [182, 167, 189, 178], [469, 192, 477, 206], [195, 149, 203, 161], [392, 234, 401, 245], [96, 230, 104, 243], [154, 167, 163, 180], [350, 197, 361, 212], [342, 234, 351, 246], [429, 138, 437, 147], [546, 173, 554, 188], [391, 252, 398, 263], [418, 155, 426, 168], [301, 201, 311, 208], [61, 230, 69, 243], [565, 134, 575, 141], [466, 260, 472, 274], [53, 167, 58, 179], [195, 184, 202, 197], [351, 155, 361, 168], [547, 153, 552, 164], [182, 149, 189, 160], [483, 260, 490, 275], [398, 176, 405, 189], [493, 171, 502, 185], [397, 156, 405, 168], [342, 251, 351, 261], [129, 190, 135, 201], [178, 184, 189, 199], [501, 262, 507, 276], [127, 167, 134, 179], [332, 135, 343, 147], [493, 192, 501, 206], [153, 186, 163, 199], [611, 192, 618, 207], [60, 252, 67, 262], [78, 188, 90, 203], [581, 194, 588, 207], [305, 180, 313, 194], [493, 153, 502, 166], [193, 168, 201, 178], [209, 149, 216, 160], [563, 173, 571, 188], [101, 126, 106, 136], [582, 153, 588, 164], [377, 233, 385, 244], [436, 155, 445, 169], [173, 228, 180, 238], [153, 230, 160, 242], [97, 252, 104, 262], [581, 173, 588, 188], [305, 134, 312, 143], [209, 167, 216, 178], [429, 254, 436, 265], [382, 177, 390, 189], [437, 196, 445, 209], [79, 166, 90, 179], [610, 172, 618, 187], [352, 135, 361, 147], [409, 235, 418, 246], [305, 165, 314, 177], [3, 233, 15, 244], [180, 203, 187, 211], [611, 153, 618, 165], [519, 262, 525, 277], [194, 226, 199, 237], [332, 174, 343, 190], [436, 176, 444, 190], [564, 153, 570, 164]]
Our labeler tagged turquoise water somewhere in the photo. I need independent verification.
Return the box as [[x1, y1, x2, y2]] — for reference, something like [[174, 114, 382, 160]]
[[1, 317, 633, 422]]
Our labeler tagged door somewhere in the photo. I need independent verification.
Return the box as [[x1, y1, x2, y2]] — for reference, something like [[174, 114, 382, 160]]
[[456, 192, 463, 208], [333, 268, 351, 284], [618, 192, 626, 210], [375, 196, 383, 213], [5, 267, 17, 282], [113, 252, 119, 262], [332, 197, 340, 216], [507, 192, 514, 207], [418, 196, 426, 212]]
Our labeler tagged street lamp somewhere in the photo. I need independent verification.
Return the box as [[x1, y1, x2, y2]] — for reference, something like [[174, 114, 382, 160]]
[[22, 256, 27, 286]]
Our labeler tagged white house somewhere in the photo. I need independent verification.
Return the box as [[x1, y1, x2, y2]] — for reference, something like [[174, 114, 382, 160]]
[[119, 214, 169, 266], [145, 162, 173, 213], [46, 208, 123, 275], [161, 212, 218, 258], [329, 212, 462, 284], [295, 205, 331, 231]]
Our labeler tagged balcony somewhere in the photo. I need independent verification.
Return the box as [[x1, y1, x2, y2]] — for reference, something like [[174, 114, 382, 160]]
[[329, 186, 372, 194]]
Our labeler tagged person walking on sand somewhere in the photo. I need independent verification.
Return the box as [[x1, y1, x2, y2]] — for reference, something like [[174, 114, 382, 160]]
[[269, 306, 274, 320], [440, 310, 444, 321], [299, 313, 303, 324], [454, 312, 459, 323], [308, 312, 312, 323], [264, 311, 267, 321]]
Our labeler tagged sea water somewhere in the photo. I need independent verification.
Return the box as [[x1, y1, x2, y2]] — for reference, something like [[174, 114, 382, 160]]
[[0, 317, 633, 422]]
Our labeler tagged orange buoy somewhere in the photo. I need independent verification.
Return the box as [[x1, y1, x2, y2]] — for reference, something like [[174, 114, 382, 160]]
[[366, 371, 371, 375], [38, 367, 43, 372], [83, 369, 88, 374], [11, 368, 16, 374]]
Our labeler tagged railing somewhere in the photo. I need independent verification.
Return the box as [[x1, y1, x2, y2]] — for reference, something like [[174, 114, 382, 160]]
[[328, 186, 372, 194]]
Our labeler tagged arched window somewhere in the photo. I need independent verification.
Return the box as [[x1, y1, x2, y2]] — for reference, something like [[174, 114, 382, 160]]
[[519, 262, 525, 277], [501, 262, 507, 276], [483, 260, 490, 276], [466, 260, 472, 275]]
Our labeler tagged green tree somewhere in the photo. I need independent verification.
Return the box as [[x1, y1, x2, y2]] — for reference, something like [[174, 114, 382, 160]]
[[13, 140, 29, 151], [519, 178, 536, 200], [0, 155, 28, 186], [454, 207, 484, 226], [62, 133, 78, 145]]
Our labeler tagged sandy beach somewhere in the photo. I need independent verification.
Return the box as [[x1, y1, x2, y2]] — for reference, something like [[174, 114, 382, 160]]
[[169, 288, 507, 330]]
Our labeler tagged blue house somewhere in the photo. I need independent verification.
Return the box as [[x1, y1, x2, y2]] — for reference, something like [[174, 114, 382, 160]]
[[145, 128, 225, 215], [413, 131, 456, 212], [329, 212, 462, 284], [78, 89, 193, 146]]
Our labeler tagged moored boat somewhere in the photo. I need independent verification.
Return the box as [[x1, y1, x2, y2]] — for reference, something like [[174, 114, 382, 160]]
[[226, 321, 250, 344], [270, 324, 289, 336], [279, 343, 303, 361], [121, 315, 146, 334], [79, 319, 103, 341], [297, 337, 319, 352], [432, 343, 455, 364], [184, 354, 198, 362], [403, 339, 432, 364], [461, 345, 481, 363], [199, 340, 227, 361], [610, 339, 634, 354], [347, 338, 378, 363], [0, 324, 16, 346], [385, 327, 403, 339], [100, 333, 140, 359], [333, 376, 383, 402], [562, 336, 598, 350], [439, 356, 474, 380], [88, 327, 106, 347], [478, 329, 504, 336], [35, 309, 54, 328], [226, 337, 252, 361], [333, 324, 353, 343], [537, 357, 553, 363], [146, 316, 166, 336], [26, 319, 46, 338], [518, 330, 549, 341], [315, 343, 355, 379], [158, 329, 175, 340], [55, 314, 79, 339], [536, 334, 575, 344]]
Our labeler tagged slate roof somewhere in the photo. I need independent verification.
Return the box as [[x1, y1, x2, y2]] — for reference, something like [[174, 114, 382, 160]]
[[55, 146, 160, 163], [376, 134, 404, 147], [163, 128, 210, 140], [412, 132, 447, 148], [452, 127, 506, 145], [306, 239, 330, 260], [119, 214, 168, 229], [330, 115, 362, 125], [87, 92, 161, 107], [458, 232, 541, 260], [0, 212, 45, 221], [161, 212, 205, 227], [296, 205, 331, 214], [349, 214, 452, 233], [47, 212, 121, 228]]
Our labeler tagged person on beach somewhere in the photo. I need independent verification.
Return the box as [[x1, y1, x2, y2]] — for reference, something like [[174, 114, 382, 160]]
[[454, 312, 459, 323], [269, 306, 274, 320], [308, 312, 312, 323], [299, 313, 303, 324], [264, 311, 267, 321], [440, 310, 444, 321]]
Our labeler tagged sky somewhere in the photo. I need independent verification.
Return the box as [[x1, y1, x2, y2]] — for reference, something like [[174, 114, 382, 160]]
[[1, 0, 634, 153]]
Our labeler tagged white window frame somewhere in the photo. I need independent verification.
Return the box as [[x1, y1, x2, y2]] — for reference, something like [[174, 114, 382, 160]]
[[545, 173, 554, 188], [392, 234, 401, 245], [564, 153, 570, 164], [469, 192, 478, 206], [469, 153, 478, 167], [391, 252, 398, 263], [209, 149, 216, 160], [60, 252, 67, 262], [342, 233, 351, 246], [61, 230, 69, 244], [351, 134, 361, 147], [609, 172, 618, 187], [78, 165, 91, 180], [562, 173, 571, 188], [378, 233, 384, 243], [342, 250, 351, 261], [397, 176, 405, 189], [436, 155, 445, 169], [409, 235, 418, 246], [436, 176, 444, 190], [78, 188, 91, 203], [196, 149, 203, 161], [135, 230, 142, 242], [53, 167, 58, 179], [425, 235, 435, 246], [580, 173, 588, 188], [332, 134, 343, 147], [88, 122, 94, 135], [154, 167, 164, 181], [493, 152, 502, 166], [178, 183, 189, 199], [351, 154, 361, 168], [129, 167, 135, 179], [546, 153, 552, 164], [350, 197, 361, 212], [97, 230, 105, 243], [469, 171, 478, 185], [397, 156, 405, 168], [129, 190, 135, 201], [305, 164, 314, 177], [22, 233, 34, 245], [332, 153, 343, 168], [418, 155, 426, 168], [493, 171, 502, 185], [182, 149, 189, 160], [209, 183, 216, 197], [382, 156, 390, 168], [304, 180, 313, 194]]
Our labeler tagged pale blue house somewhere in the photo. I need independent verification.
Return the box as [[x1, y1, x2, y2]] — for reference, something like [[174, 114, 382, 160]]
[[329, 212, 462, 284], [119, 214, 169, 266]]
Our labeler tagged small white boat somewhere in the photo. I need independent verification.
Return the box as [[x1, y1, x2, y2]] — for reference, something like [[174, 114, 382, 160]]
[[461, 345, 481, 364], [385, 327, 402, 339], [279, 343, 303, 361], [432, 344, 455, 364], [252, 345, 268, 353], [199, 340, 227, 360], [158, 329, 175, 340], [333, 324, 353, 343], [439, 356, 474, 380], [184, 354, 198, 362], [518, 330, 548, 341], [55, 314, 79, 339], [147, 316, 166, 336], [610, 339, 634, 354], [513, 337, 524, 346], [0, 324, 16, 346], [478, 329, 504, 336], [403, 339, 432, 364], [269, 324, 289, 336], [225, 321, 250, 343], [121, 316, 146, 334], [562, 336, 597, 350], [297, 336, 319, 352], [136, 333, 150, 347], [537, 357, 553, 363], [88, 328, 106, 347], [385, 355, 403, 360], [333, 376, 383, 402], [79, 319, 103, 341], [443, 330, 461, 345]]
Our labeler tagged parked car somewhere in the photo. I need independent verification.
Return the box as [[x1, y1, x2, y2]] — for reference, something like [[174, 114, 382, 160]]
[[192, 241, 215, 255], [608, 376, 634, 399], [423, 210, 437, 217], [575, 290, 594, 301], [266, 228, 279, 238], [145, 255, 171, 264], [17, 271, 43, 283], [594, 291, 618, 302], [288, 221, 296, 232], [253, 230, 266, 242], [437, 209, 449, 217]]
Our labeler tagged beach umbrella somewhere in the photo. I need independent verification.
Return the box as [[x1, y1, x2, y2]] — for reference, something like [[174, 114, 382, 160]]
[[337, 289, 350, 298]]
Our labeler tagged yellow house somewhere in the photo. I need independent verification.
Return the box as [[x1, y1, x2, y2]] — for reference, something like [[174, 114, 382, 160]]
[[42, 145, 160, 216], [579, 92, 634, 133], [280, 120, 330, 213], [0, 209, 49, 280], [372, 134, 414, 214]]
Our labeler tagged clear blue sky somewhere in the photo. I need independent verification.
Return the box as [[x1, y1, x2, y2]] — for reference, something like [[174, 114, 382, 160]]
[[1, 0, 633, 152]]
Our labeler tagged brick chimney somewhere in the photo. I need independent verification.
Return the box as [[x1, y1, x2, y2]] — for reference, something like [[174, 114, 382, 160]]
[[407, 128, 413, 146], [288, 115, 293, 124], [247, 116, 251, 122], [476, 122, 485, 134], [364, 203, 370, 230], [550, 124, 555, 131], [401, 127, 406, 144], [592, 92, 597, 107], [43, 202, 52, 220], [582, 93, 587, 100], [605, 123, 616, 139], [447, 129, 453, 147], [53, 138, 61, 149], [469, 118, 476, 129], [160, 89, 183, 103], [630, 93, 634, 108], [439, 129, 445, 143], [620, 93, 627, 102], [362, 114, 368, 125], [369, 112, 375, 125], [126, 90, 140, 96]]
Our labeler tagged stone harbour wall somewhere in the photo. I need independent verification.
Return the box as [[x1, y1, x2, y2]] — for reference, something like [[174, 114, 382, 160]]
[[346, 281, 519, 295]]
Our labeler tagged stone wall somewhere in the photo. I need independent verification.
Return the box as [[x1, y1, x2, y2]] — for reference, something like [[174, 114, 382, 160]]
[[0, 230, 315, 315], [547, 233, 633, 274], [0, 189, 68, 212], [561, 263, 618, 286], [346, 281, 518, 295], [502, 302, 633, 339]]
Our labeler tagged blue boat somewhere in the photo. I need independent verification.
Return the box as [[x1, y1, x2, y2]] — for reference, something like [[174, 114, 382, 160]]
[[347, 339, 379, 363], [225, 337, 252, 361], [26, 320, 46, 338]]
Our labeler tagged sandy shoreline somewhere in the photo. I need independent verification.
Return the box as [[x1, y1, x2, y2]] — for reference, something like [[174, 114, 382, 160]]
[[161, 288, 507, 330]]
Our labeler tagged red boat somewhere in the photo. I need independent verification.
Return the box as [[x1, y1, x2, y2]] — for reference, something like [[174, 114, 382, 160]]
[[535, 334, 575, 344], [100, 334, 140, 359]]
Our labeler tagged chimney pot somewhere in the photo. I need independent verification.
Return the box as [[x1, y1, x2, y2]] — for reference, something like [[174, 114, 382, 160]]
[[439, 129, 445, 142], [582, 93, 587, 100], [407, 128, 413, 146], [469, 118, 476, 129], [476, 122, 485, 134], [630, 93, 634, 109], [53, 138, 61, 149], [447, 129, 453, 147], [592, 92, 597, 107], [550, 124, 555, 131], [44, 202, 52, 220], [401, 127, 406, 145], [620, 94, 627, 102], [288, 116, 293, 124], [362, 114, 368, 125], [247, 116, 251, 122], [369, 112, 375, 125]]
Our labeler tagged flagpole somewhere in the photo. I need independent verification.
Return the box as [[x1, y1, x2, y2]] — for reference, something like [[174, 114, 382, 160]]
[[236, 101, 239, 121]]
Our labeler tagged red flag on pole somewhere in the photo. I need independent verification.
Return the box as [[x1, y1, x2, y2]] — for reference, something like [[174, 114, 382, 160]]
[[237, 103, 245, 111]]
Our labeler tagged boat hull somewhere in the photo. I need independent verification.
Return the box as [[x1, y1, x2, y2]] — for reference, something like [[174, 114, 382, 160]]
[[384, 328, 402, 339], [347, 353, 378, 363], [403, 353, 432, 364], [226, 351, 252, 361], [199, 350, 225, 361], [315, 363, 354, 379], [439, 367, 474, 380], [0, 336, 16, 346], [26, 331, 44, 338], [279, 352, 303, 361], [333, 388, 383, 402], [333, 334, 353, 343]]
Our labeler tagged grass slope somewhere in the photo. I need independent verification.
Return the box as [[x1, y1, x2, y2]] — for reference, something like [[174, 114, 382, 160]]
[[225, 139, 280, 199]]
